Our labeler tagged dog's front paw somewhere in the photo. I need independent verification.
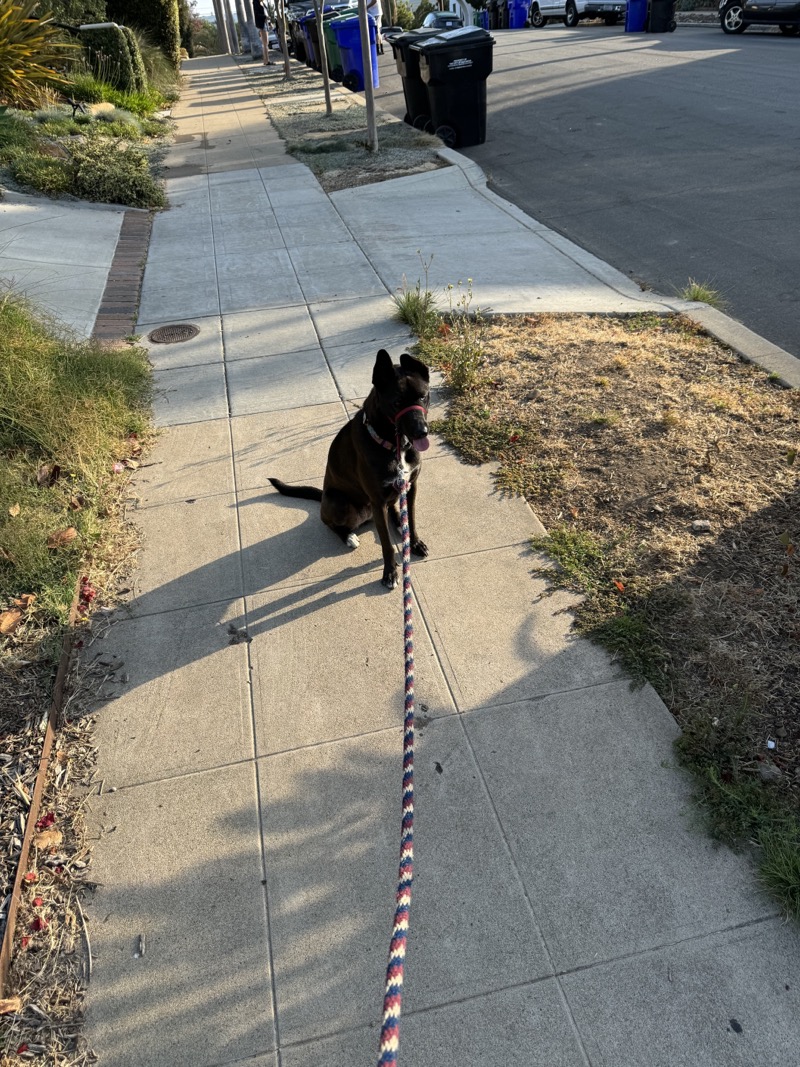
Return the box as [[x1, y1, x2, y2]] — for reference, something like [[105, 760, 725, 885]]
[[411, 538, 429, 558], [381, 565, 399, 590]]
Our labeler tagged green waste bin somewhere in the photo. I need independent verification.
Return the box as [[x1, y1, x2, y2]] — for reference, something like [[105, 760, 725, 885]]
[[324, 17, 345, 80]]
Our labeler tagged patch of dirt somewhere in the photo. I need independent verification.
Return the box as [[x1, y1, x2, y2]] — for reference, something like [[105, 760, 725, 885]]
[[433, 312, 800, 796], [241, 60, 449, 191]]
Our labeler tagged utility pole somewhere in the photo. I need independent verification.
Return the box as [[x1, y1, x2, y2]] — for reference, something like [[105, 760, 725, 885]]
[[357, 0, 378, 151]]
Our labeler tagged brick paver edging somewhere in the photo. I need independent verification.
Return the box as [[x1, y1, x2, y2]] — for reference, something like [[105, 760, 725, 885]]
[[92, 209, 153, 343]]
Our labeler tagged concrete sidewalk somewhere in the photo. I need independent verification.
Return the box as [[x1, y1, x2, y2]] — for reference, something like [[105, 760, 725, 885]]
[[80, 56, 800, 1067]]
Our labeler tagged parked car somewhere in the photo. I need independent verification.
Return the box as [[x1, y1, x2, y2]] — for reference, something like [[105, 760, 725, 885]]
[[530, 0, 625, 25], [719, 0, 800, 33], [421, 10, 465, 28]]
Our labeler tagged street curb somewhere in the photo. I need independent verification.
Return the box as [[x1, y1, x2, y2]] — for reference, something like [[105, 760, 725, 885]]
[[436, 147, 800, 389]]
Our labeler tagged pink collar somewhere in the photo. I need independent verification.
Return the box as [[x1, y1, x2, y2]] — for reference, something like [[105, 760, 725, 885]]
[[362, 413, 395, 451]]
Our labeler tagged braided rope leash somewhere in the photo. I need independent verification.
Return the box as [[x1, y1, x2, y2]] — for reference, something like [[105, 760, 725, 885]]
[[378, 473, 415, 1067]]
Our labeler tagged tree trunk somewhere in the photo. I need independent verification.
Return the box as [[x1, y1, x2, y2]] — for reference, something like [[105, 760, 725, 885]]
[[274, 0, 292, 78], [312, 0, 333, 116], [358, 0, 378, 151]]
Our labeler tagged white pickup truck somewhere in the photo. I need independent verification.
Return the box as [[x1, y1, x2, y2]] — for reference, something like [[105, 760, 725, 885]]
[[529, 0, 626, 26]]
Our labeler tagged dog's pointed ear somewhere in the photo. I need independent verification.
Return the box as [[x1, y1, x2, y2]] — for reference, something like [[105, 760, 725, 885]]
[[372, 348, 396, 389], [400, 352, 430, 382]]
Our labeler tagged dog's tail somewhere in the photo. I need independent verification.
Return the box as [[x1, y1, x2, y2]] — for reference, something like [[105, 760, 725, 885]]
[[268, 477, 323, 502]]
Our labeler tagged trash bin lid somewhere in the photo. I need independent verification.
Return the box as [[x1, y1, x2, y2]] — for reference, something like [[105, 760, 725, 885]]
[[410, 26, 493, 49]]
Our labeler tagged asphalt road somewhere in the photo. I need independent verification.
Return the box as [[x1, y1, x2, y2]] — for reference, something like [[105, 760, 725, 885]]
[[374, 25, 800, 357]]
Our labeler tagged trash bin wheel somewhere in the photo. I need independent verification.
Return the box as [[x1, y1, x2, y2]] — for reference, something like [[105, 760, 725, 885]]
[[342, 71, 362, 91], [435, 124, 457, 148], [413, 114, 431, 131]]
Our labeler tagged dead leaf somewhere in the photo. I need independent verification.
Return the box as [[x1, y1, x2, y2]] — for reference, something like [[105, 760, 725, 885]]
[[34, 828, 63, 850], [46, 527, 78, 549], [0, 997, 23, 1016], [36, 463, 61, 487], [9, 503, 20, 518], [69, 494, 85, 511], [14, 593, 36, 610], [0, 608, 23, 636], [613, 580, 626, 593], [0, 546, 13, 562], [123, 458, 140, 470]]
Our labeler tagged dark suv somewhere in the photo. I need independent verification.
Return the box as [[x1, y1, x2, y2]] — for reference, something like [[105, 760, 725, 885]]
[[720, 0, 800, 33]]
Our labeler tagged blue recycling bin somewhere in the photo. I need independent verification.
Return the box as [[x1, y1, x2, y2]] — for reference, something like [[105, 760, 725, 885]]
[[481, 9, 490, 27], [332, 14, 379, 91], [625, 0, 648, 30], [509, 0, 529, 26]]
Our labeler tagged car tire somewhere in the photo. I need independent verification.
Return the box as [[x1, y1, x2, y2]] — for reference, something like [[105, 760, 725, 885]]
[[778, 22, 799, 33], [603, 12, 619, 22], [435, 125, 457, 148], [565, 0, 580, 25], [530, 5, 548, 25], [720, 3, 746, 31]]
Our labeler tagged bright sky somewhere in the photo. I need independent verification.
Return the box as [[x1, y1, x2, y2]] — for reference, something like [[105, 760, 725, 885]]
[[195, 0, 217, 17]]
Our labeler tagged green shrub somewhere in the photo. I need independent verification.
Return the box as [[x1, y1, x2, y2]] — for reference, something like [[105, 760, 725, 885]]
[[106, 0, 181, 70], [0, 291, 150, 621], [65, 71, 166, 115], [71, 138, 165, 207], [178, 0, 194, 57], [394, 0, 414, 28], [412, 0, 437, 26], [129, 27, 181, 96], [6, 148, 73, 196], [45, 0, 106, 23], [120, 25, 148, 93], [64, 70, 106, 103], [0, 1, 77, 107], [0, 108, 38, 154], [80, 25, 137, 92]]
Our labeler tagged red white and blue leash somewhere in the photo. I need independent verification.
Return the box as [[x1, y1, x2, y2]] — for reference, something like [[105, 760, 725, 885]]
[[377, 430, 419, 1066]]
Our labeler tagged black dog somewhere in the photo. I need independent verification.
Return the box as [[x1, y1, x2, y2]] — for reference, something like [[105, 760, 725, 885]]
[[268, 349, 430, 589]]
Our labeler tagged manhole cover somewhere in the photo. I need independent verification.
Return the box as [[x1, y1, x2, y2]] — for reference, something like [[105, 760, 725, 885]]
[[148, 323, 200, 344]]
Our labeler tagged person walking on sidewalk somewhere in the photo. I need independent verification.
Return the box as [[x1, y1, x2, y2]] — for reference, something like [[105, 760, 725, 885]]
[[367, 0, 384, 53], [252, 0, 273, 64]]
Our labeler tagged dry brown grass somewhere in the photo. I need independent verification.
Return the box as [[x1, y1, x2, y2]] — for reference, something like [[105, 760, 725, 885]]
[[429, 312, 800, 894]]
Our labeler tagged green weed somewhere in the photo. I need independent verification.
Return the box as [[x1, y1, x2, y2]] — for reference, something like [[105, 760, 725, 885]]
[[681, 278, 726, 310]]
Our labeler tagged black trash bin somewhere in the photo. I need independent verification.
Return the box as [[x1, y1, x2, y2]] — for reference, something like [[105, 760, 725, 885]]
[[289, 17, 307, 63], [390, 28, 442, 128], [411, 27, 495, 149], [487, 0, 499, 29], [499, 0, 510, 28], [647, 0, 677, 30], [306, 11, 340, 71]]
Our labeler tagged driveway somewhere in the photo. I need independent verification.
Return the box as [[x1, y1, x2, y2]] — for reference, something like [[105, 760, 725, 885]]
[[375, 25, 800, 358]]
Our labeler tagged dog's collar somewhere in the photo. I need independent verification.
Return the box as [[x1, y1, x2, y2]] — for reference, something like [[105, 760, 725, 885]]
[[362, 412, 398, 452]]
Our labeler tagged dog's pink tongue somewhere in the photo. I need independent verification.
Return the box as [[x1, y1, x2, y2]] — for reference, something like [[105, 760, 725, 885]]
[[413, 436, 430, 452]]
